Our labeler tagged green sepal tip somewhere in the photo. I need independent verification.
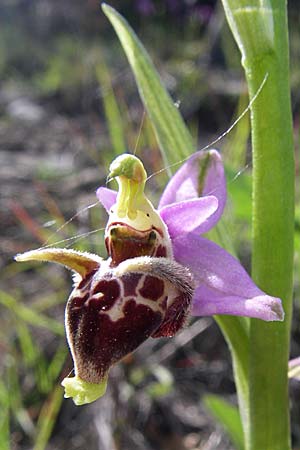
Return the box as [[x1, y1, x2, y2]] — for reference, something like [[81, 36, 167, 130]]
[[61, 376, 108, 406]]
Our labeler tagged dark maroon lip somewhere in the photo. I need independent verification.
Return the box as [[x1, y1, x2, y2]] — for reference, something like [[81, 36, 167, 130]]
[[107, 222, 164, 237]]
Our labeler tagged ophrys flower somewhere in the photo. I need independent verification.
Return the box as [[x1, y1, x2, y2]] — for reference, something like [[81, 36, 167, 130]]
[[16, 151, 284, 405]]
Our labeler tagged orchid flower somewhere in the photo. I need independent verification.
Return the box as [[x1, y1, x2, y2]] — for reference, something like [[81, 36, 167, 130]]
[[15, 151, 284, 406]]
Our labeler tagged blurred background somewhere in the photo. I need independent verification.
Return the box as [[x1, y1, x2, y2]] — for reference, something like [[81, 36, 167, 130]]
[[1, 1, 300, 449]]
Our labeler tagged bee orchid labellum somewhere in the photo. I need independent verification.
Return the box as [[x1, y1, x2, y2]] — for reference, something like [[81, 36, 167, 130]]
[[16, 151, 284, 405], [15, 154, 195, 405]]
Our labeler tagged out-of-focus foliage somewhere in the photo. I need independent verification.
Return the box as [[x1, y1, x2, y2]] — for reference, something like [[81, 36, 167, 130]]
[[1, 1, 300, 449], [204, 394, 244, 450]]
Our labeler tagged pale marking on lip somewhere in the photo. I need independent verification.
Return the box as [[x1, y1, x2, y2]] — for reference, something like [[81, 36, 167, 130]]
[[90, 292, 105, 300], [98, 273, 167, 323], [72, 288, 89, 298], [102, 295, 166, 322], [108, 222, 164, 237], [84, 292, 105, 307]]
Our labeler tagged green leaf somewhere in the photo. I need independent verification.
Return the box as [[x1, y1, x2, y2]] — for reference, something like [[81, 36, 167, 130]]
[[101, 3, 194, 170], [0, 290, 64, 336], [146, 366, 173, 398], [226, 166, 252, 221], [6, 352, 35, 437], [47, 345, 68, 386], [16, 320, 39, 367], [223, 95, 250, 170], [95, 59, 127, 156], [34, 385, 64, 450], [204, 394, 244, 450], [0, 381, 10, 450]]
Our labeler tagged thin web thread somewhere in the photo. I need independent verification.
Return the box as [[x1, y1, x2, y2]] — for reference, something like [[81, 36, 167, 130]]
[[35, 72, 268, 249]]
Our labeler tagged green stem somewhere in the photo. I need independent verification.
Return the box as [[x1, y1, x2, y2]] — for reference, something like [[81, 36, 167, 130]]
[[248, 21, 294, 450], [221, 1, 294, 449]]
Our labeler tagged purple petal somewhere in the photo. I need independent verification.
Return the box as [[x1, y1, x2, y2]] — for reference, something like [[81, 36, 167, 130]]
[[173, 233, 284, 321], [158, 150, 226, 229], [96, 187, 117, 213], [159, 196, 218, 238]]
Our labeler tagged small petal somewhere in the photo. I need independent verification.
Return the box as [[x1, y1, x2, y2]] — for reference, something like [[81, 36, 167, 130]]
[[158, 150, 226, 229], [15, 248, 102, 277], [159, 196, 218, 238], [192, 285, 283, 321], [172, 233, 284, 321], [96, 187, 117, 213]]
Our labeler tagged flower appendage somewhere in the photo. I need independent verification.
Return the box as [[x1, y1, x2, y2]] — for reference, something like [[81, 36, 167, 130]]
[[15, 151, 284, 405]]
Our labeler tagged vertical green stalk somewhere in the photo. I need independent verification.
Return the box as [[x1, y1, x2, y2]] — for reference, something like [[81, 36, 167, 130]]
[[221, 1, 294, 450], [248, 10, 294, 450]]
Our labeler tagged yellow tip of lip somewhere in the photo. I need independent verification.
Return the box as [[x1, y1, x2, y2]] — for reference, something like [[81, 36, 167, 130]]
[[62, 376, 108, 406]]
